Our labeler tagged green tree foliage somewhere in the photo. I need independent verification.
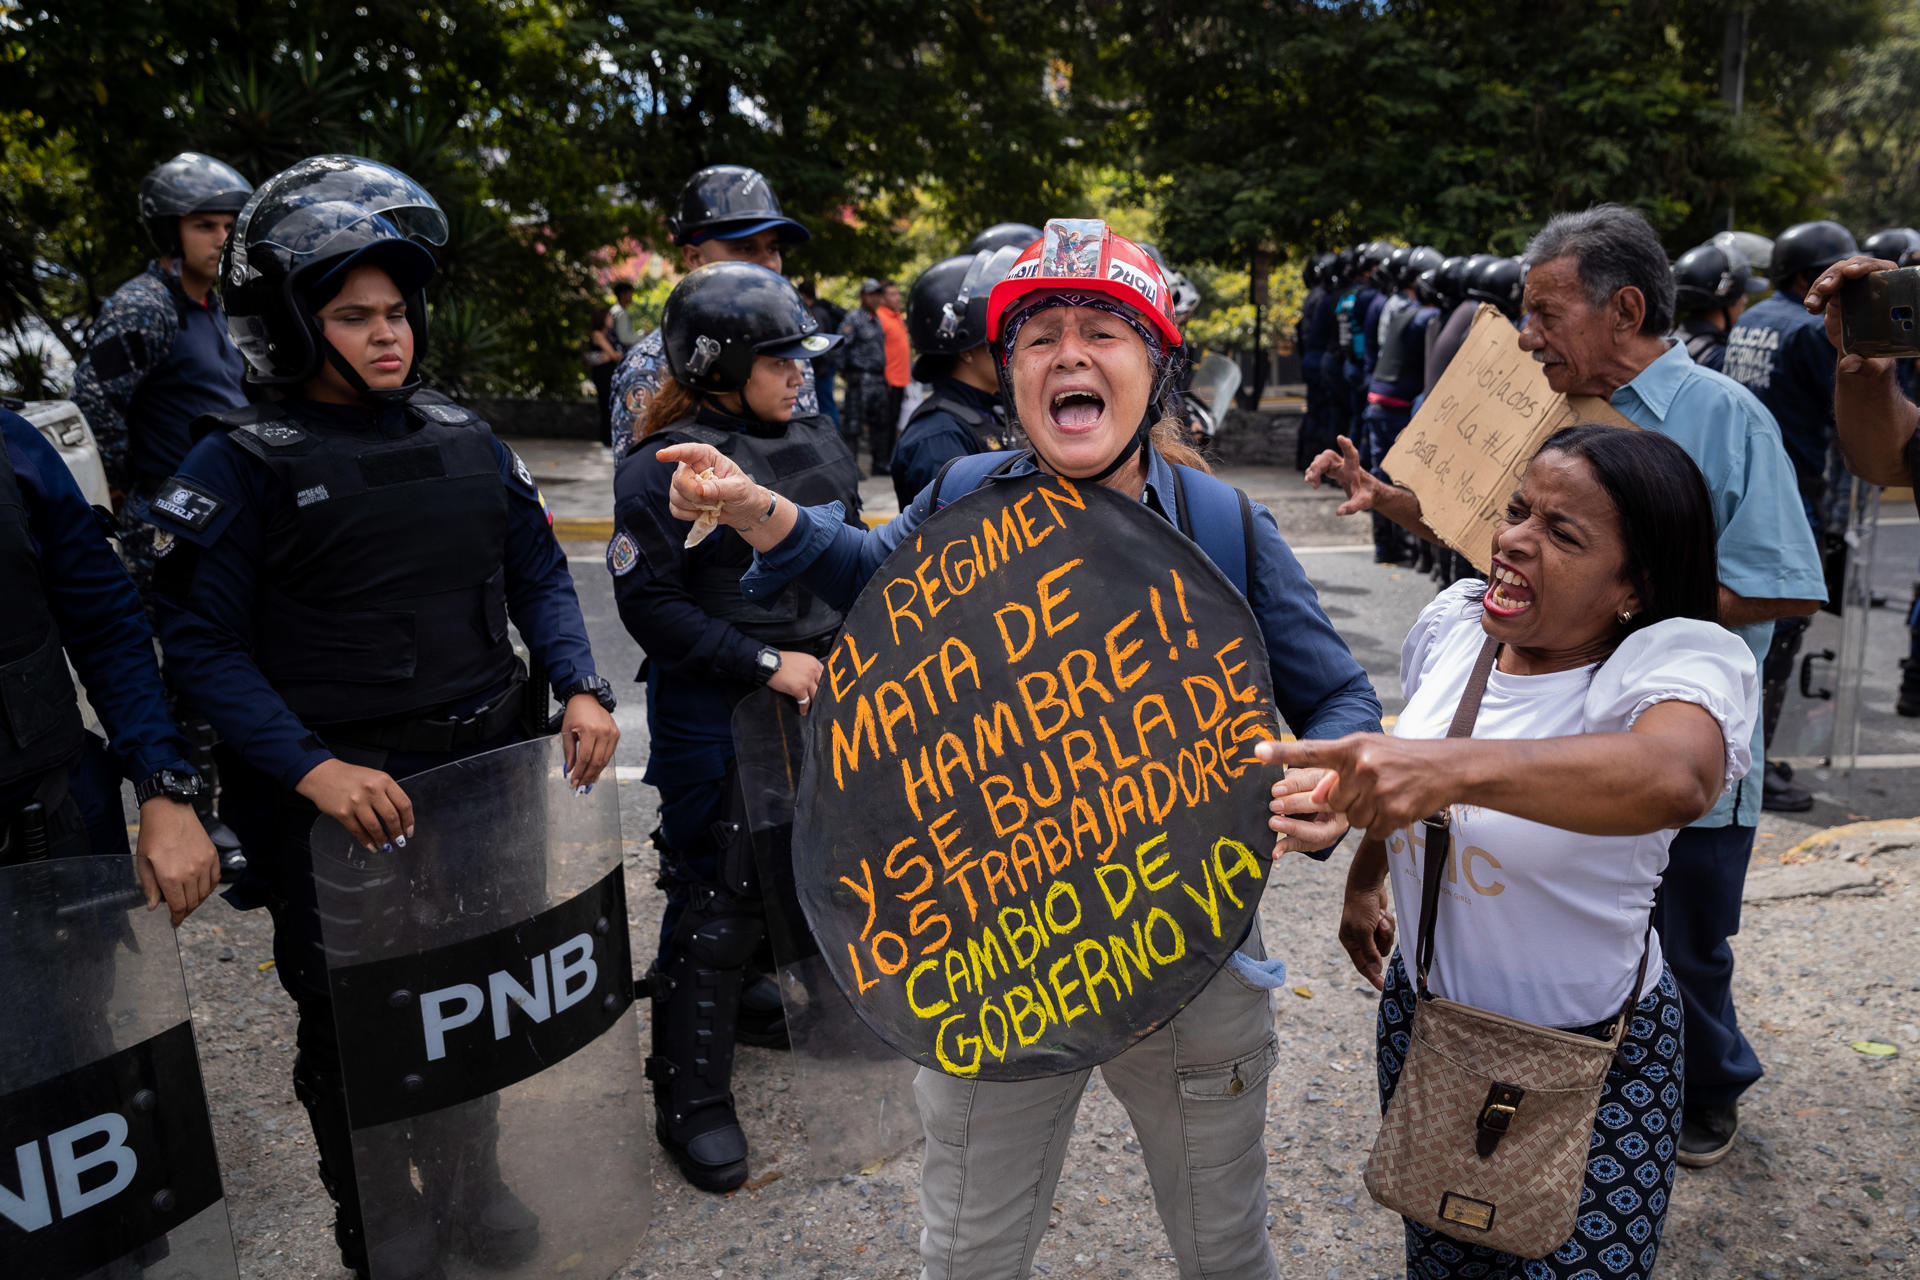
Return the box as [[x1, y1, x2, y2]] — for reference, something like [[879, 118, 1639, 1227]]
[[1811, 0, 1920, 231], [1083, 0, 1877, 262]]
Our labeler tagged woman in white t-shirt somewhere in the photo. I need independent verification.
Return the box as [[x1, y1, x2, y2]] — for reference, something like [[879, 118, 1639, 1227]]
[[1262, 424, 1758, 1280]]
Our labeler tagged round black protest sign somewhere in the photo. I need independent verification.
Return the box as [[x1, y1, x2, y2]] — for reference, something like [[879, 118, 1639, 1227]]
[[794, 471, 1280, 1080]]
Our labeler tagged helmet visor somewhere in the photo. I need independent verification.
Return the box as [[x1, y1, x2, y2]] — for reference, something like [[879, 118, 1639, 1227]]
[[238, 155, 448, 264]]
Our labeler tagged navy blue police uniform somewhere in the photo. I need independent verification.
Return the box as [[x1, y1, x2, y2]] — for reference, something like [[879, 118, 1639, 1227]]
[[144, 390, 602, 1269], [0, 409, 197, 864], [888, 378, 1008, 511]]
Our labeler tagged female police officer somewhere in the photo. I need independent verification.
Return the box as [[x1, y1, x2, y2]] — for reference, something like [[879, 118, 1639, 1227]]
[[657, 220, 1381, 1280], [142, 156, 618, 1280], [609, 261, 857, 1193]]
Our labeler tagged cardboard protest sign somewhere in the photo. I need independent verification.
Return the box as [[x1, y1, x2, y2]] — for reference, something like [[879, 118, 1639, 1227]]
[[793, 472, 1281, 1081], [1383, 304, 1634, 573]]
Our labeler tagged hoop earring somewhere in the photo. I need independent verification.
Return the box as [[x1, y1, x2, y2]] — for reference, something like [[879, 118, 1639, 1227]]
[[1617, 609, 1635, 624]]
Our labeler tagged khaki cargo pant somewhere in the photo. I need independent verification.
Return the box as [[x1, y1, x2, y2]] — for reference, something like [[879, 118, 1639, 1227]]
[[913, 959, 1282, 1280]]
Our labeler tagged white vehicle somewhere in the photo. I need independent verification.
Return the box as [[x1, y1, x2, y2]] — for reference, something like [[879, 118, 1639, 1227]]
[[14, 397, 112, 509]]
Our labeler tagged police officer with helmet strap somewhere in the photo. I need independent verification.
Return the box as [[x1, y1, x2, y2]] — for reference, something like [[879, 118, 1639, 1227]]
[[143, 155, 618, 1280], [890, 246, 1022, 508], [72, 151, 255, 880], [1671, 240, 1767, 373], [659, 218, 1380, 1279], [608, 164, 815, 457], [1726, 219, 1860, 815], [609, 261, 858, 1193]]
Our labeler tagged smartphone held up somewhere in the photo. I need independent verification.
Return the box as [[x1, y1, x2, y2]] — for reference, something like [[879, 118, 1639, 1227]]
[[1841, 266, 1920, 359]]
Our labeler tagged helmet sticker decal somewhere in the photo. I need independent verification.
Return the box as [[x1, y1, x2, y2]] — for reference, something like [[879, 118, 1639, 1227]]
[[801, 335, 832, 353], [686, 334, 723, 377], [1040, 218, 1106, 279], [1108, 258, 1159, 306]]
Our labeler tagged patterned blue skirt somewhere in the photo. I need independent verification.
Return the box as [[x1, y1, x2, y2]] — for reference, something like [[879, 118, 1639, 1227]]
[[1376, 951, 1684, 1280]]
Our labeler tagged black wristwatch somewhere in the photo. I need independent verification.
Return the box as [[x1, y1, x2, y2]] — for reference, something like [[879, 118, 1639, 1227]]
[[557, 675, 618, 713], [752, 646, 783, 686], [134, 768, 204, 806]]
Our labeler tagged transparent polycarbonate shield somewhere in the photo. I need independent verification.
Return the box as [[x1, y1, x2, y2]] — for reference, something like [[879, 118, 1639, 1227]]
[[0, 856, 236, 1280], [310, 737, 647, 1280], [1191, 353, 1243, 437], [732, 689, 921, 1177], [1771, 478, 1878, 789]]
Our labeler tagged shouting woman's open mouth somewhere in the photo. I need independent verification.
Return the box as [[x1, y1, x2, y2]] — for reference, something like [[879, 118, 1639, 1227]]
[[1049, 388, 1106, 433]]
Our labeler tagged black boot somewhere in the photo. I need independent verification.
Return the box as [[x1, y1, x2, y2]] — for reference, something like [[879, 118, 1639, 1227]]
[[647, 883, 761, 1193], [414, 1095, 541, 1269], [293, 1037, 440, 1280]]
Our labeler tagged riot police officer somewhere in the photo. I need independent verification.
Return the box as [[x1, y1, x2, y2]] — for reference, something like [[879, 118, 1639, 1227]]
[[1726, 219, 1860, 813], [1464, 254, 1526, 322], [143, 156, 619, 1279], [1297, 253, 1340, 466], [0, 406, 216, 918], [1671, 240, 1767, 372], [608, 165, 814, 456], [74, 153, 253, 580], [72, 151, 254, 878], [1336, 243, 1389, 430], [1361, 246, 1442, 566], [608, 261, 858, 1194], [890, 248, 1020, 507]]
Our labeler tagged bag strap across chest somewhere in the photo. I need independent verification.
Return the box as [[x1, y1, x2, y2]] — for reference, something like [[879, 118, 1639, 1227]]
[[1413, 635, 1653, 1039]]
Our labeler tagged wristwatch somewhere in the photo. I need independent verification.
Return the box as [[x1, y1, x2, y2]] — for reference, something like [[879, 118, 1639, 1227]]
[[557, 675, 618, 713], [134, 768, 204, 806], [753, 646, 783, 686]]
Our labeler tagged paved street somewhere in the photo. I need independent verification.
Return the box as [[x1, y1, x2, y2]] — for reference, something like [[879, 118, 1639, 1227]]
[[179, 439, 1920, 1278]]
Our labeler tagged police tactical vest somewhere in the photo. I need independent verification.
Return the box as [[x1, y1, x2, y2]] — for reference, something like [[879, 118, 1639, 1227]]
[[1371, 296, 1419, 387], [211, 392, 519, 725], [906, 393, 1011, 454], [0, 442, 86, 787], [1677, 324, 1729, 372], [1334, 291, 1359, 355], [649, 413, 861, 648]]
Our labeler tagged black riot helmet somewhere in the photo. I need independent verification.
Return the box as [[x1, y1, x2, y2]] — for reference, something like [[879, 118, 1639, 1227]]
[[1311, 252, 1338, 289], [662, 262, 841, 396], [1466, 256, 1526, 320], [1405, 246, 1444, 283], [667, 165, 810, 246], [1413, 268, 1442, 307], [140, 152, 253, 254], [1333, 247, 1357, 281], [1863, 227, 1920, 263], [1672, 241, 1766, 314], [1362, 241, 1394, 272], [1771, 220, 1858, 286], [1436, 255, 1471, 303], [1384, 246, 1415, 290], [221, 155, 446, 401], [965, 223, 1043, 256], [907, 247, 1020, 381]]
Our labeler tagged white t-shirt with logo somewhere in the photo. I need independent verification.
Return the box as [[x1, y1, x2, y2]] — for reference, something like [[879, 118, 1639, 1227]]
[[1386, 582, 1758, 1029]]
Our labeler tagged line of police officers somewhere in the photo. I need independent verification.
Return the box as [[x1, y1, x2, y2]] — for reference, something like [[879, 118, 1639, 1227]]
[[12, 147, 1111, 1275], [1298, 219, 1920, 815]]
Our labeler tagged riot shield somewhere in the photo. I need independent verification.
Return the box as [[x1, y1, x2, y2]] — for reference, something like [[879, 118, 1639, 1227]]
[[310, 737, 648, 1280], [1771, 476, 1879, 788], [732, 687, 922, 1177], [1189, 353, 1243, 439], [0, 855, 237, 1279]]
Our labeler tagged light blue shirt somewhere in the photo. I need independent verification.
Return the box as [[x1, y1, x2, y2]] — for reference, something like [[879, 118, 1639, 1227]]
[[1609, 340, 1827, 827]]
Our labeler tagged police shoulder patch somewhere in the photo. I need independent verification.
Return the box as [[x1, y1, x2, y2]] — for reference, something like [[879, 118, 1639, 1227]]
[[607, 530, 640, 577], [149, 478, 225, 532], [510, 450, 535, 490]]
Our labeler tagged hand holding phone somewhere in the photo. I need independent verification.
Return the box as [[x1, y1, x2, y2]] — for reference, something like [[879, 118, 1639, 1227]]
[[1841, 266, 1920, 359]]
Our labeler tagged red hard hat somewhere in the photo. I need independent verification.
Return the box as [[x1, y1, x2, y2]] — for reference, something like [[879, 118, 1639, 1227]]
[[986, 218, 1183, 350]]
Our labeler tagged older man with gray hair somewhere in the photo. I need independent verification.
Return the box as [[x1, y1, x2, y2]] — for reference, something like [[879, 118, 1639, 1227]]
[[1309, 203, 1824, 1169]]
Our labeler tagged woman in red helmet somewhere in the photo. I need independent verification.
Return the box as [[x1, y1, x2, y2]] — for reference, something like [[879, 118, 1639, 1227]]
[[655, 219, 1379, 1279]]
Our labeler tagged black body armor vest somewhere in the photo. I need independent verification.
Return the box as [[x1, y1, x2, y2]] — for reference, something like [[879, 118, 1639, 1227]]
[[0, 442, 86, 787], [906, 393, 1012, 454], [647, 412, 861, 648], [1371, 299, 1418, 386], [210, 392, 519, 725]]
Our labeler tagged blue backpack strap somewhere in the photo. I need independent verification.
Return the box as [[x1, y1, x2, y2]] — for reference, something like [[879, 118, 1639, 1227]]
[[1169, 464, 1252, 597], [932, 449, 1022, 510]]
